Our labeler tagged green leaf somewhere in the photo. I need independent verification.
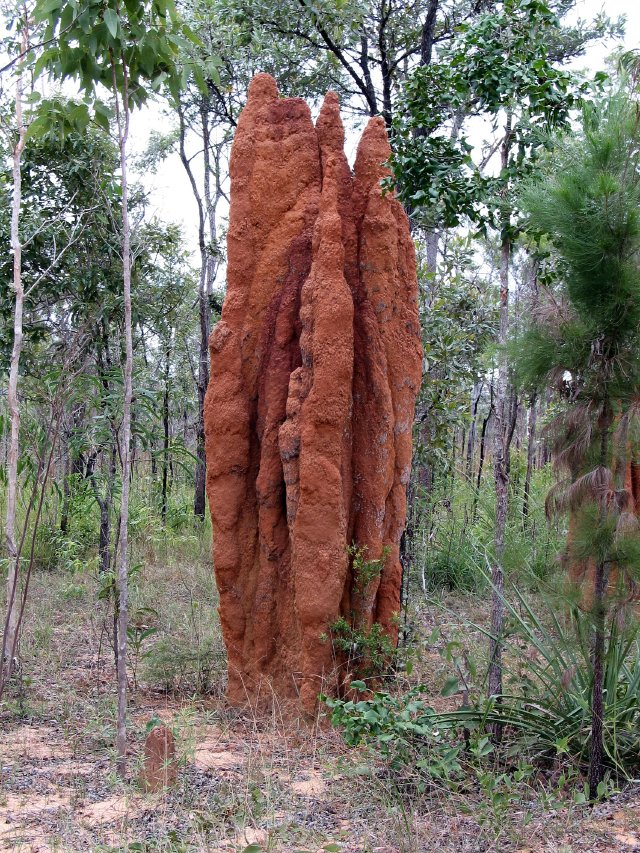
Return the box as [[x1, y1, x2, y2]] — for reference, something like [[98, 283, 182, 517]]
[[103, 8, 119, 39], [94, 100, 112, 131], [192, 63, 206, 95], [554, 736, 569, 755], [140, 43, 157, 77], [69, 103, 90, 132], [139, 627, 159, 641], [95, 100, 112, 116], [145, 715, 162, 734], [441, 677, 460, 697], [33, 47, 59, 80], [323, 845, 342, 852], [36, 0, 63, 18], [93, 110, 109, 132], [24, 115, 49, 142], [349, 680, 366, 691], [241, 846, 264, 853]]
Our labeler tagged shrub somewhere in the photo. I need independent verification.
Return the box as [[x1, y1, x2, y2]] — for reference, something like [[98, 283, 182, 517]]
[[438, 589, 640, 785], [326, 588, 640, 800], [323, 683, 463, 788], [142, 634, 225, 695], [328, 617, 397, 679]]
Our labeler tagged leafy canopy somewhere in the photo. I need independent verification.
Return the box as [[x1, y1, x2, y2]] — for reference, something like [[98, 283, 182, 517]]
[[33, 0, 194, 110], [391, 0, 586, 231]]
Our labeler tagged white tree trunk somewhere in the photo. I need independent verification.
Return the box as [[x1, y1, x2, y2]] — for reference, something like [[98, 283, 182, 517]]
[[3, 30, 27, 683]]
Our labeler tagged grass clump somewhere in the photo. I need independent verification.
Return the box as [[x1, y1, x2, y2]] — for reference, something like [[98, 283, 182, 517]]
[[142, 634, 225, 695]]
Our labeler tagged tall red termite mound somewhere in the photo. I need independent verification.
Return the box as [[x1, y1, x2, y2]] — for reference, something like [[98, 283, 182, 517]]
[[204, 74, 422, 712]]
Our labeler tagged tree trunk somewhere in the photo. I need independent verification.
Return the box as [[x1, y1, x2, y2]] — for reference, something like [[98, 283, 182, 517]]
[[505, 386, 519, 477], [177, 104, 210, 520], [87, 443, 117, 577], [589, 555, 607, 800], [473, 382, 493, 521], [588, 405, 613, 799], [194, 292, 209, 519], [60, 428, 71, 535], [425, 228, 439, 276], [420, 0, 439, 66], [522, 392, 537, 524], [488, 114, 513, 720], [161, 340, 171, 525], [113, 59, 132, 780], [488, 247, 510, 707], [466, 381, 482, 480], [3, 27, 27, 683]]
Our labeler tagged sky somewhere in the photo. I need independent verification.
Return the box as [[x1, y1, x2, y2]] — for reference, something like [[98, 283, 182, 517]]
[[132, 0, 640, 261]]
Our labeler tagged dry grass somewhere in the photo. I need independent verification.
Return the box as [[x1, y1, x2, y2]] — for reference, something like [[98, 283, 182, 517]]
[[2, 534, 640, 852]]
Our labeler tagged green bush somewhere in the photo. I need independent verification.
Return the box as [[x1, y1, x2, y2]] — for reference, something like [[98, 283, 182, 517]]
[[327, 616, 398, 678], [323, 683, 463, 788], [423, 544, 487, 592], [142, 634, 225, 694], [411, 462, 563, 595], [32, 522, 97, 573], [326, 588, 640, 799]]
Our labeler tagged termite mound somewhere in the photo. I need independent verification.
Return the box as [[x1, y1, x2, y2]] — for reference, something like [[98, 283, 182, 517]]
[[204, 74, 422, 712]]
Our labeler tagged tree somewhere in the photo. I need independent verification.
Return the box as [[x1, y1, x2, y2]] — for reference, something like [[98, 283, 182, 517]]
[[414, 234, 497, 478], [135, 220, 199, 522], [165, 0, 231, 519], [231, 0, 499, 126], [34, 0, 187, 776], [2, 8, 29, 687], [0, 12, 100, 689], [516, 83, 640, 798], [389, 0, 616, 710]]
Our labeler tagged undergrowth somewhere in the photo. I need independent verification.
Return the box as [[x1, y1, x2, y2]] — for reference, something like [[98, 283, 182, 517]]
[[326, 585, 640, 804]]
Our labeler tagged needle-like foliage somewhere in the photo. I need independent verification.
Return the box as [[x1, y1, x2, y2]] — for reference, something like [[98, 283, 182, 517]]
[[519, 90, 640, 407], [516, 81, 640, 799]]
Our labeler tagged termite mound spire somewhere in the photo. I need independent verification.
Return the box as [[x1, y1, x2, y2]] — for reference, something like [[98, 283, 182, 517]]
[[204, 74, 422, 713]]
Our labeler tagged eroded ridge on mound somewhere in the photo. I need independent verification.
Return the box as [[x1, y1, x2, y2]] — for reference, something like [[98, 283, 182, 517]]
[[204, 73, 422, 712]]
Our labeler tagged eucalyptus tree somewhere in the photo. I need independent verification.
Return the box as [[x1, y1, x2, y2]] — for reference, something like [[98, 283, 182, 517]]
[[2, 5, 30, 686], [415, 235, 497, 478], [33, 0, 187, 776], [0, 114, 123, 589], [135, 220, 199, 521], [230, 0, 474, 126], [0, 8, 104, 688]]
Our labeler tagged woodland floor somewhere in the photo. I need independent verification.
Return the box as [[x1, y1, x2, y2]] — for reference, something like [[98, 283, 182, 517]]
[[2, 538, 640, 852]]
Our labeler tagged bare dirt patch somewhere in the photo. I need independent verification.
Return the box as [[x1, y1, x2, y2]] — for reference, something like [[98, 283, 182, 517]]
[[1, 725, 71, 762]]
